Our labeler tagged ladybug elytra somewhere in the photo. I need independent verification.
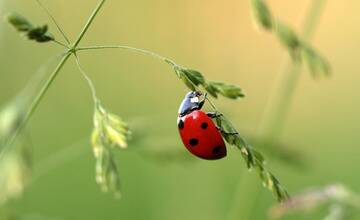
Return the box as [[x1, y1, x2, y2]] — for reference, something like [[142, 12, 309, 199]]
[[177, 91, 227, 160]]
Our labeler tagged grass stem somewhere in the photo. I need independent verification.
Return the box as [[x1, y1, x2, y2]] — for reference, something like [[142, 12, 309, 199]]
[[227, 0, 328, 219], [35, 0, 71, 45], [52, 39, 70, 49], [259, 0, 328, 140], [0, 0, 108, 160], [76, 45, 177, 66], [73, 0, 107, 48], [74, 54, 98, 103], [0, 52, 71, 160]]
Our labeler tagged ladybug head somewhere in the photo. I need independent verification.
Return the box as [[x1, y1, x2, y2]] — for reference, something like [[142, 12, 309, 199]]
[[178, 91, 203, 116]]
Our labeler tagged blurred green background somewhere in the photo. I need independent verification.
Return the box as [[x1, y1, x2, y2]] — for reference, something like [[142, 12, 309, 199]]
[[1, 0, 359, 219]]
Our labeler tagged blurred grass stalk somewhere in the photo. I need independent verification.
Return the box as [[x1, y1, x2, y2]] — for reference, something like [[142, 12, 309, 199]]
[[227, 0, 328, 219], [259, 0, 328, 139], [269, 184, 360, 219], [0, 0, 108, 205], [0, 143, 31, 206], [0, 0, 107, 159]]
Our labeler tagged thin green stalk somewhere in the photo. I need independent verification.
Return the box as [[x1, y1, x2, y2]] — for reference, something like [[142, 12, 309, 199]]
[[52, 39, 70, 48], [76, 45, 177, 66], [35, 0, 71, 45], [2, 0, 288, 203], [77, 46, 223, 120], [0, 52, 71, 160], [75, 44, 289, 201], [259, 62, 302, 140], [74, 54, 98, 103], [0, 0, 108, 160], [33, 138, 88, 181], [74, 45, 179, 108], [228, 0, 328, 219], [73, 0, 107, 48], [259, 0, 328, 139]]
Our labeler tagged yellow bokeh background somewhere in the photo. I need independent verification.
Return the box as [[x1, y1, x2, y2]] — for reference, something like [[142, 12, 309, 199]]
[[1, 0, 359, 219]]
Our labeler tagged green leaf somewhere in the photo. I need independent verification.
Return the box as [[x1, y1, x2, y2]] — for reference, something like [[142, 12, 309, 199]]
[[174, 67, 195, 91], [216, 83, 245, 99], [5, 13, 33, 32], [27, 25, 54, 43], [183, 69, 205, 85], [302, 45, 331, 77], [180, 74, 197, 91], [171, 66, 245, 99], [5, 13, 54, 43], [251, 0, 273, 30], [204, 83, 219, 98], [174, 67, 205, 91], [275, 21, 301, 56], [206, 81, 245, 99]]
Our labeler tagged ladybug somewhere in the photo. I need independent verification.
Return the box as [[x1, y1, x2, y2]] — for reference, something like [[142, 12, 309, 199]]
[[177, 91, 227, 160]]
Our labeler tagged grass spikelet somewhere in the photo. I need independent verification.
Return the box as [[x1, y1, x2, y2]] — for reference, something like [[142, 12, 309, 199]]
[[250, 0, 331, 76], [91, 102, 130, 196]]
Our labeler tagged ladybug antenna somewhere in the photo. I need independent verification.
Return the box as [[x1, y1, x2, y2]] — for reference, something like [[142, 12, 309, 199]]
[[194, 91, 202, 97]]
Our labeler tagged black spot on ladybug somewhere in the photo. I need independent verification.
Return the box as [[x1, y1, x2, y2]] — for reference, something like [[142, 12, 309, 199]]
[[178, 119, 184, 129], [201, 122, 208, 129], [189, 138, 199, 146], [212, 146, 222, 154]]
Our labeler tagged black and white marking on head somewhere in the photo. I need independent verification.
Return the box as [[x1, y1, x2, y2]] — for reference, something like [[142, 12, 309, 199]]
[[189, 138, 199, 146], [178, 91, 203, 116]]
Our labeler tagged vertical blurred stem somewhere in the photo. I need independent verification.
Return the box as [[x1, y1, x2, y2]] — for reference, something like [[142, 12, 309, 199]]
[[0, 53, 71, 160], [259, 0, 328, 140], [0, 0, 107, 160], [227, 0, 328, 219]]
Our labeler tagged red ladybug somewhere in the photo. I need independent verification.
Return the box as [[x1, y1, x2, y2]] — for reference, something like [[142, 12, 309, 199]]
[[177, 91, 227, 160]]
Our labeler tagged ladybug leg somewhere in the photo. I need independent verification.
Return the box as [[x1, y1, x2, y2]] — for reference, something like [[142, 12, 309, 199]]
[[210, 113, 238, 135], [215, 125, 238, 135], [197, 93, 208, 110], [218, 129, 239, 135], [206, 112, 223, 118], [198, 99, 205, 110]]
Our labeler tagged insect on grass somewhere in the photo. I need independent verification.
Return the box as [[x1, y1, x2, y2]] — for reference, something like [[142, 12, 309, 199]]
[[0, 0, 332, 210]]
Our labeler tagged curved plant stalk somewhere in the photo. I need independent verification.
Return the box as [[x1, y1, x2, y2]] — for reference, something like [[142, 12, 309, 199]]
[[73, 54, 130, 195], [0, 0, 108, 196], [75, 45, 288, 201], [269, 184, 360, 220], [0, 0, 107, 198], [2, 0, 288, 202], [0, 52, 71, 161], [0, 0, 107, 158]]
